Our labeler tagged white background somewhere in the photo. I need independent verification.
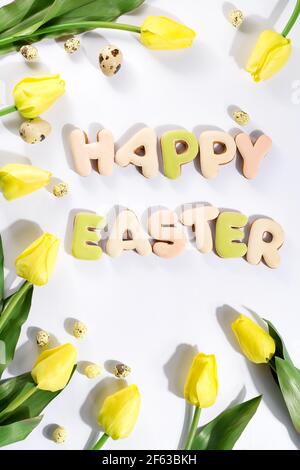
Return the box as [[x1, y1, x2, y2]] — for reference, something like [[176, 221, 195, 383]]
[[0, 0, 299, 450]]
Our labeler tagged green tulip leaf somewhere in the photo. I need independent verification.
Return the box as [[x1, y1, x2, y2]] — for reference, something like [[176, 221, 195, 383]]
[[0, 236, 4, 312], [0, 416, 42, 448], [0, 0, 145, 55], [0, 367, 76, 426], [191, 396, 262, 450], [275, 357, 300, 433], [0, 283, 34, 378], [264, 319, 292, 363]]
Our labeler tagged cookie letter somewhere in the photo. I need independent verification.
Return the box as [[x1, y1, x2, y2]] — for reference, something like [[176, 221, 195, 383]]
[[235, 133, 272, 179], [148, 210, 186, 258], [161, 130, 199, 179], [72, 212, 105, 260], [216, 212, 248, 258], [199, 131, 236, 179], [69, 129, 114, 177], [106, 210, 152, 257], [247, 218, 284, 268], [181, 206, 219, 253], [115, 128, 159, 178]]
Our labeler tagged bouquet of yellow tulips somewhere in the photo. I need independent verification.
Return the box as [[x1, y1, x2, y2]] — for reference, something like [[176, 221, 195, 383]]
[[0, 0, 195, 57], [0, 344, 76, 447], [0, 231, 77, 447]]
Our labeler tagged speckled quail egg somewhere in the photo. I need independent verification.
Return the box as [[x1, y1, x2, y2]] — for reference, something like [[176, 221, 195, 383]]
[[99, 45, 123, 77], [84, 363, 103, 379], [20, 45, 38, 61], [19, 118, 51, 144], [73, 320, 87, 339], [64, 37, 81, 54], [233, 110, 250, 126], [52, 426, 67, 444], [36, 330, 50, 347]]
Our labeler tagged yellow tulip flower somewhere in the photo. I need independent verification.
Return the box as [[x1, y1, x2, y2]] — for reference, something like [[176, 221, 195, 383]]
[[140, 16, 196, 50], [184, 353, 218, 408], [31, 344, 77, 392], [98, 385, 141, 441], [246, 30, 291, 82], [13, 75, 65, 118], [15, 232, 60, 286], [0, 164, 51, 201], [232, 314, 275, 364]]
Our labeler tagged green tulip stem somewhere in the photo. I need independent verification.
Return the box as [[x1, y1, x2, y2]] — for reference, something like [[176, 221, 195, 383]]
[[282, 0, 300, 37], [0, 22, 141, 48], [268, 360, 277, 373], [0, 383, 37, 423], [91, 433, 110, 450], [185, 406, 201, 450], [0, 105, 17, 117], [0, 281, 32, 333]]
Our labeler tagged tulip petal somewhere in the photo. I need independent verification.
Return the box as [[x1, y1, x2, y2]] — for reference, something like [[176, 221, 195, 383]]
[[13, 75, 65, 118], [31, 344, 77, 392], [15, 233, 60, 286], [141, 16, 196, 50], [184, 353, 218, 408], [232, 314, 275, 364], [98, 385, 141, 440], [246, 30, 291, 82], [0, 164, 51, 201]]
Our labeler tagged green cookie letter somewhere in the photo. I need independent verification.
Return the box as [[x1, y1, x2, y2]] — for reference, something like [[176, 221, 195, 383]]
[[72, 212, 105, 260], [161, 130, 199, 179], [216, 212, 248, 258]]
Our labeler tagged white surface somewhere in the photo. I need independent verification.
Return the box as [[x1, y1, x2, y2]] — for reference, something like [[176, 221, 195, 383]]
[[0, 0, 299, 450]]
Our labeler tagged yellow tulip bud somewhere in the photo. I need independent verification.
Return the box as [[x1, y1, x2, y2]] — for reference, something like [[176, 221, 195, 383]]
[[232, 314, 276, 364], [140, 16, 196, 50], [13, 74, 65, 118], [98, 385, 141, 440], [184, 353, 218, 408], [246, 30, 291, 82], [0, 164, 51, 201], [31, 343, 77, 392], [15, 232, 60, 286]]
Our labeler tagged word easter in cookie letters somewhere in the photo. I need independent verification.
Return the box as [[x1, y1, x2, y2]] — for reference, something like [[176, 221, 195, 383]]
[[71, 205, 284, 269], [69, 126, 272, 180]]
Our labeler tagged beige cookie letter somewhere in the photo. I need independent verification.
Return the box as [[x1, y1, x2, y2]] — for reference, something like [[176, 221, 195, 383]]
[[106, 210, 152, 257], [115, 128, 159, 178], [235, 133, 272, 179], [247, 218, 284, 269], [181, 206, 219, 253], [69, 129, 114, 177], [148, 210, 186, 258], [199, 131, 236, 179]]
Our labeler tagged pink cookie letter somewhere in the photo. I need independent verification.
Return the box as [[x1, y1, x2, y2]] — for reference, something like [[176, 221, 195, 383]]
[[148, 210, 186, 258], [247, 218, 284, 268], [69, 129, 114, 177], [235, 133, 272, 179]]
